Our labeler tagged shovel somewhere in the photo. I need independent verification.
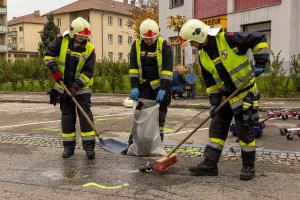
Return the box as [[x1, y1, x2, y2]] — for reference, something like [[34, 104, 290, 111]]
[[60, 81, 128, 153]]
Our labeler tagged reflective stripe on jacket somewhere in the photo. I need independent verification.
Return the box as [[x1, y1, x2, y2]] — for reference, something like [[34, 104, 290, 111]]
[[130, 37, 172, 90], [55, 36, 95, 91], [199, 32, 258, 111]]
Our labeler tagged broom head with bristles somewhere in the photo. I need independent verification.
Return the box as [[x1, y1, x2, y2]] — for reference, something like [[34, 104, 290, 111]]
[[153, 153, 177, 173]]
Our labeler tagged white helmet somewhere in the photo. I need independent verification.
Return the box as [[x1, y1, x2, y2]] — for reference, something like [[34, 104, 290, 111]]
[[69, 17, 91, 38], [139, 18, 159, 38], [179, 19, 221, 45]]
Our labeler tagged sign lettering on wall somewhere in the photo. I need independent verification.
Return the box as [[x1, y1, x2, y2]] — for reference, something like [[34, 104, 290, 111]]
[[202, 15, 227, 29]]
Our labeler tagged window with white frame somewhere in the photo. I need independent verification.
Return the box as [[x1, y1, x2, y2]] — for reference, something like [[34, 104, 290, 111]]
[[108, 52, 113, 60], [128, 36, 132, 45], [56, 18, 61, 26], [118, 52, 123, 60], [118, 18, 123, 27], [170, 0, 184, 8], [118, 35, 123, 44], [108, 34, 113, 44], [108, 16, 113, 26], [127, 19, 133, 28]]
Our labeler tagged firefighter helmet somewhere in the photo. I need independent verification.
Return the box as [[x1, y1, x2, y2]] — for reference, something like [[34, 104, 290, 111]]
[[179, 19, 210, 45], [69, 17, 91, 38], [139, 18, 159, 38]]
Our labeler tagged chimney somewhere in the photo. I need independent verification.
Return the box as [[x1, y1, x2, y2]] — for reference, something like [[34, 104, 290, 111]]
[[130, 0, 135, 5], [34, 10, 40, 16], [123, 0, 128, 3]]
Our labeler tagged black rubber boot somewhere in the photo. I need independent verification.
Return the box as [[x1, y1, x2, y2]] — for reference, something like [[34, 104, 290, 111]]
[[160, 133, 164, 141], [62, 149, 74, 158], [85, 150, 95, 160], [189, 159, 218, 176], [121, 133, 133, 155], [240, 165, 255, 181], [240, 150, 256, 181], [189, 145, 222, 176]]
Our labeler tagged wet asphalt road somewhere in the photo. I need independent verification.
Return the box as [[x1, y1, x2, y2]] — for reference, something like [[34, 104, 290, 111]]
[[0, 143, 299, 200], [0, 102, 299, 199]]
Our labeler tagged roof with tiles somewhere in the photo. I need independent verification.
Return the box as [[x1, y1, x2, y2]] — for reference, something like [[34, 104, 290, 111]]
[[48, 0, 133, 16], [8, 10, 47, 26]]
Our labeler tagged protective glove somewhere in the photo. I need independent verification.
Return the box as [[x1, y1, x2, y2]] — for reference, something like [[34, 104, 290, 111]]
[[70, 82, 80, 96], [251, 65, 265, 77], [130, 88, 139, 101], [51, 71, 63, 82], [47, 89, 61, 106], [208, 105, 217, 116], [156, 90, 166, 103]]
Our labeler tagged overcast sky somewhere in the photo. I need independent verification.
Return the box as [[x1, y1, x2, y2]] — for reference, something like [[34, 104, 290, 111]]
[[7, 0, 123, 20]]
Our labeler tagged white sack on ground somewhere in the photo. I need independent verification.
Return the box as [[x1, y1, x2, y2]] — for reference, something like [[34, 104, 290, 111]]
[[127, 99, 167, 156]]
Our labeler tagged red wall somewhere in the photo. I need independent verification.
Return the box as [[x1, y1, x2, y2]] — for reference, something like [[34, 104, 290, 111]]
[[194, 0, 227, 19], [235, 0, 281, 11]]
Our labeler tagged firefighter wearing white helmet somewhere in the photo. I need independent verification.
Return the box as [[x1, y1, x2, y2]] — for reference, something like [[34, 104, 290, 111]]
[[139, 18, 159, 39], [123, 19, 173, 154], [180, 19, 270, 181], [69, 17, 92, 38], [43, 17, 96, 160]]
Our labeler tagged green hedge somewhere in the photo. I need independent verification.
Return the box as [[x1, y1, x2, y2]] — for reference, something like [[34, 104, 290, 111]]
[[0, 57, 299, 97]]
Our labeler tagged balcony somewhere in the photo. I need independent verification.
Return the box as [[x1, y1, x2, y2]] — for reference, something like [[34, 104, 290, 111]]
[[0, 44, 7, 52], [7, 31, 17, 37], [8, 43, 16, 50], [0, 6, 6, 14]]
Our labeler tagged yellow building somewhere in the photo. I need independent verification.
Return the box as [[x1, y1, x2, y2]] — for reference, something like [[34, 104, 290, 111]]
[[49, 0, 136, 61], [7, 10, 46, 60], [0, 0, 7, 58]]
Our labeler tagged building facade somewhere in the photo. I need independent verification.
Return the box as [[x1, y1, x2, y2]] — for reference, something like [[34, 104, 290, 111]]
[[160, 0, 300, 69], [159, 0, 194, 66], [7, 10, 46, 60], [49, 0, 136, 61], [0, 0, 7, 58]]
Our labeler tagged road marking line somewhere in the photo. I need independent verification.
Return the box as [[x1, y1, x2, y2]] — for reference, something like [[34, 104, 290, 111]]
[[95, 117, 124, 122], [0, 106, 50, 112], [165, 127, 209, 136], [82, 182, 129, 189], [0, 112, 133, 129]]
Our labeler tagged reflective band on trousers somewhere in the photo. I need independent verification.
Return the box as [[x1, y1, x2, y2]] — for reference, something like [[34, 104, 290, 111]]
[[81, 131, 96, 141], [62, 132, 76, 141], [208, 142, 224, 150], [239, 139, 256, 146]]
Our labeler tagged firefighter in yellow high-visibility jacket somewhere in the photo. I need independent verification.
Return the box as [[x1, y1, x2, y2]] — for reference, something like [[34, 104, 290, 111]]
[[44, 17, 96, 159], [179, 19, 269, 180]]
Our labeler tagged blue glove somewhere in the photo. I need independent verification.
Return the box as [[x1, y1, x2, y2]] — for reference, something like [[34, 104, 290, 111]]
[[156, 90, 166, 102], [251, 65, 265, 77], [209, 105, 217, 116], [130, 88, 139, 101]]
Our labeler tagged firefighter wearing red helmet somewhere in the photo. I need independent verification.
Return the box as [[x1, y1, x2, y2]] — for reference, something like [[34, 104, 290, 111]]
[[124, 19, 174, 153], [44, 17, 96, 159]]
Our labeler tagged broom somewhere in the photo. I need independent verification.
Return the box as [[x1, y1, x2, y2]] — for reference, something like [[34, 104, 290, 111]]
[[152, 75, 255, 173]]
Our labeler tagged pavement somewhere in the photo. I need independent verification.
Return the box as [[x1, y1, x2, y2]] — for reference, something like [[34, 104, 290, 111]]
[[1, 91, 300, 109], [0, 92, 299, 199]]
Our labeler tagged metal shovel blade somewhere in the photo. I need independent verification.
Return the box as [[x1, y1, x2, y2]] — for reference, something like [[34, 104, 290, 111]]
[[99, 138, 128, 154]]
